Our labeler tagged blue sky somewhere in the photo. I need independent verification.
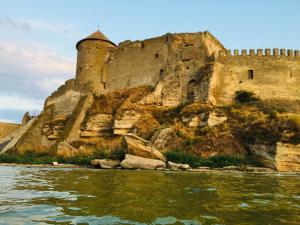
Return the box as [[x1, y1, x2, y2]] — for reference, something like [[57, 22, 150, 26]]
[[0, 0, 299, 123]]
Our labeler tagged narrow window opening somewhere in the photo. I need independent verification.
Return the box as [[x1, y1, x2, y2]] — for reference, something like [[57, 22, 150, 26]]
[[79, 67, 82, 71], [155, 53, 159, 58], [248, 70, 254, 80], [186, 67, 190, 70], [103, 83, 107, 89], [289, 68, 293, 78], [160, 69, 164, 79], [187, 80, 196, 103]]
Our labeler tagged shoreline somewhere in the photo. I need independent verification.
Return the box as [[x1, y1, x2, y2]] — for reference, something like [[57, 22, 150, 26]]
[[1, 163, 299, 174]]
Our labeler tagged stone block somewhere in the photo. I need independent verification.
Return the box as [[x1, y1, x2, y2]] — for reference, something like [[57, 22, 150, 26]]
[[120, 154, 166, 170]]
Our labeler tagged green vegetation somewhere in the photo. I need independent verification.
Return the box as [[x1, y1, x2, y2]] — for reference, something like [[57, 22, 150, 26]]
[[234, 90, 259, 103], [165, 150, 261, 168], [0, 148, 126, 166]]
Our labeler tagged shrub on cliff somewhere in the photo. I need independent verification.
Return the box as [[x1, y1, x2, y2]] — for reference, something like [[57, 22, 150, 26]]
[[234, 90, 259, 104], [164, 150, 252, 168]]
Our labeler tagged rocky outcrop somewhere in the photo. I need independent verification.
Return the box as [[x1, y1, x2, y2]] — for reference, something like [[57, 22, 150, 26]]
[[56, 141, 92, 158], [81, 114, 113, 137], [151, 128, 177, 152], [22, 112, 32, 125], [120, 154, 166, 170], [91, 159, 120, 169], [207, 112, 227, 127], [275, 142, 300, 171], [248, 144, 276, 169], [66, 95, 94, 143], [0, 118, 37, 154], [248, 142, 300, 171], [124, 134, 166, 161], [167, 161, 190, 170], [0, 122, 21, 140], [42, 115, 68, 140], [114, 111, 141, 135]]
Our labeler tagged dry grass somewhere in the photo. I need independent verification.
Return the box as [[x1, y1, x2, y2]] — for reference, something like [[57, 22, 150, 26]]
[[133, 113, 160, 140]]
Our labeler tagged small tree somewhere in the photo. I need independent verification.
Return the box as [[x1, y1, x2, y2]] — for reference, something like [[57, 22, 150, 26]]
[[234, 90, 259, 103]]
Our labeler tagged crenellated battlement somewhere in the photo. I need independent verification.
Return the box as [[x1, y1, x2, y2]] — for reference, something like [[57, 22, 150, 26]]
[[215, 48, 300, 58]]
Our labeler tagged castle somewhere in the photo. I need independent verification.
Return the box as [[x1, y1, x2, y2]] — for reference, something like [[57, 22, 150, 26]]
[[69, 30, 300, 108], [0, 30, 299, 171]]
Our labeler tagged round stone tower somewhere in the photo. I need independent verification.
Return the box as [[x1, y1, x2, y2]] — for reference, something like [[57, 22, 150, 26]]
[[75, 30, 116, 94]]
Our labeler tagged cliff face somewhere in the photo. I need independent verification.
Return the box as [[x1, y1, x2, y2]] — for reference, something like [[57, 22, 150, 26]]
[[1, 31, 300, 171]]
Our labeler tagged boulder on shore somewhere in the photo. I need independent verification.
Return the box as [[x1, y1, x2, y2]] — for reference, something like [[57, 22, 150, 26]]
[[167, 161, 190, 170], [124, 134, 166, 162], [91, 159, 120, 169], [120, 154, 166, 170]]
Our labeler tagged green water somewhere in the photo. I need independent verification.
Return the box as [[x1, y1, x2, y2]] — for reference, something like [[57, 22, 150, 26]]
[[0, 166, 299, 225]]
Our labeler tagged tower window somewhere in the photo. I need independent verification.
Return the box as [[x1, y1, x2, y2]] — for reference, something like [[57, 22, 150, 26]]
[[155, 53, 159, 58], [248, 70, 254, 80]]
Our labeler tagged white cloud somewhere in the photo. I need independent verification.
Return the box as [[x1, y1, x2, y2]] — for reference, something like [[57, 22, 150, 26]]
[[0, 17, 69, 33], [0, 41, 75, 96], [0, 95, 43, 111]]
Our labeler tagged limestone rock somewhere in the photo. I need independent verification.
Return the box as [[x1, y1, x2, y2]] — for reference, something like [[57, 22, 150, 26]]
[[207, 112, 227, 127], [188, 116, 200, 127], [114, 111, 141, 135], [168, 161, 190, 170], [245, 166, 274, 172], [120, 154, 166, 170], [151, 128, 177, 152], [221, 166, 240, 171], [124, 134, 166, 162], [81, 114, 113, 137], [1, 118, 37, 154], [22, 112, 31, 125], [139, 81, 163, 105], [91, 159, 120, 169], [56, 141, 92, 158], [52, 161, 59, 166], [248, 144, 276, 169], [275, 142, 300, 171]]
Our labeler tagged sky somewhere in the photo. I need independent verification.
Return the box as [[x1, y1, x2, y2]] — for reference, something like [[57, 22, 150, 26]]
[[0, 0, 299, 123]]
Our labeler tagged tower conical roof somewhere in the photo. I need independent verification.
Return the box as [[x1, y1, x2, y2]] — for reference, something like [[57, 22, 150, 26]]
[[76, 30, 116, 49]]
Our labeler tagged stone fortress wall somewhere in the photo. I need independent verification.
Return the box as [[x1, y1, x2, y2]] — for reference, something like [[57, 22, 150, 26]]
[[209, 48, 300, 109], [105, 31, 225, 106]]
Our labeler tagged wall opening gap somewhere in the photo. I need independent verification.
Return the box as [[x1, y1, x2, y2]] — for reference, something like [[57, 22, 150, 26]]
[[248, 70, 254, 80]]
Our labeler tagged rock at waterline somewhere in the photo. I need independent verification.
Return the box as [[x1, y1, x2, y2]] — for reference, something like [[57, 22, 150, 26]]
[[120, 154, 166, 170], [91, 159, 120, 169], [124, 134, 166, 162], [167, 161, 190, 170], [52, 162, 59, 166]]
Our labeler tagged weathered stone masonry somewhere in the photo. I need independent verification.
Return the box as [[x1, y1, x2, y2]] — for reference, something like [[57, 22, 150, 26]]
[[210, 49, 300, 108]]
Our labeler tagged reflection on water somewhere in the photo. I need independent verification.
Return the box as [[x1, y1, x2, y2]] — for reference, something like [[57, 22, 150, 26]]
[[0, 166, 299, 225]]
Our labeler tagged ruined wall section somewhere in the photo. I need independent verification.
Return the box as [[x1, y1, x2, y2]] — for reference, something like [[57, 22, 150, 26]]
[[106, 35, 169, 91], [209, 49, 300, 109], [45, 79, 81, 117], [106, 32, 225, 107]]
